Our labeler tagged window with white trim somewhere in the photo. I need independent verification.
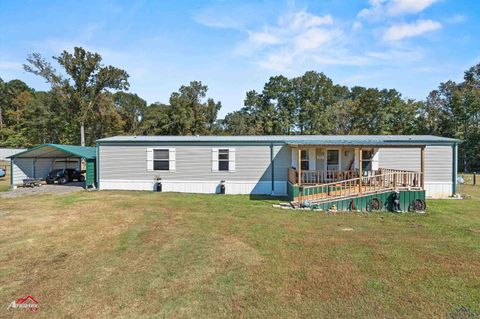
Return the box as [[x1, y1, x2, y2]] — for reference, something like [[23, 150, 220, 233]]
[[147, 148, 175, 172], [362, 149, 373, 171], [218, 149, 229, 171], [300, 150, 309, 171], [154, 149, 169, 170], [212, 148, 235, 172]]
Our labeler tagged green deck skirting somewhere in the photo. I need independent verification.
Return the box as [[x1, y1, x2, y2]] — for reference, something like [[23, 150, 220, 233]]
[[287, 182, 425, 212]]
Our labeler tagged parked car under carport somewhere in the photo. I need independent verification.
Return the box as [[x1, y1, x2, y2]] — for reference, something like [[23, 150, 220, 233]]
[[7, 144, 96, 190], [46, 168, 86, 185]]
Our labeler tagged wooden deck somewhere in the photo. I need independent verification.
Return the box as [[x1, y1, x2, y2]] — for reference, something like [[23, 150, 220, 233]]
[[288, 168, 422, 203]]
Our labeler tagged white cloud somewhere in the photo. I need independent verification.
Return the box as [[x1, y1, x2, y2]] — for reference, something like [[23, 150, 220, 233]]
[[248, 31, 281, 45], [359, 0, 440, 19], [230, 10, 344, 70], [258, 50, 295, 71], [387, 0, 439, 15], [281, 12, 334, 31], [352, 21, 363, 31], [294, 28, 341, 52], [383, 19, 442, 41], [198, 6, 437, 73]]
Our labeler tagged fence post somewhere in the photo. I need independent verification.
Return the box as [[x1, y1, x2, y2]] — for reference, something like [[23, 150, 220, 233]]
[[474, 172, 477, 186]]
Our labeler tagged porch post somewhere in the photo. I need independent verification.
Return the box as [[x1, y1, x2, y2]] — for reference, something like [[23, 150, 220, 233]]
[[297, 146, 302, 186], [420, 146, 425, 189], [359, 148, 363, 194], [452, 143, 457, 195]]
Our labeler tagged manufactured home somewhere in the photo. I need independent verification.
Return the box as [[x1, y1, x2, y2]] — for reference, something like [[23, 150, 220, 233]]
[[96, 135, 459, 201]]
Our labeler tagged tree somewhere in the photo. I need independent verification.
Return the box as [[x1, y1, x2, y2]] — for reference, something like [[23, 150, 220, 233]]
[[24, 47, 129, 146], [167, 81, 221, 135], [205, 98, 222, 134], [114, 92, 147, 135], [137, 103, 171, 135]]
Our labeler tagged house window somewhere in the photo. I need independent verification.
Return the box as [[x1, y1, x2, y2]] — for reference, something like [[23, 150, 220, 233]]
[[218, 149, 229, 171], [300, 150, 309, 171], [362, 149, 373, 171], [153, 149, 169, 170], [327, 150, 339, 170]]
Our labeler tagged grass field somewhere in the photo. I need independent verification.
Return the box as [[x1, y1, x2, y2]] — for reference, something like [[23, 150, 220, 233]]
[[1, 187, 479, 318], [0, 179, 8, 192], [0, 165, 10, 192]]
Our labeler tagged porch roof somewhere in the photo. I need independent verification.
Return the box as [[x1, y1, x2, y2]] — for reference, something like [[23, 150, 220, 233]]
[[285, 135, 459, 146], [286, 135, 460, 146]]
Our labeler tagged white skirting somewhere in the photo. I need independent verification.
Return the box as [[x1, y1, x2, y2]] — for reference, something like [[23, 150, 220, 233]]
[[99, 179, 287, 195], [424, 182, 453, 198]]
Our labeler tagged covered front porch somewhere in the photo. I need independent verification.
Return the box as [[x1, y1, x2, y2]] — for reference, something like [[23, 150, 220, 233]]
[[286, 144, 425, 204]]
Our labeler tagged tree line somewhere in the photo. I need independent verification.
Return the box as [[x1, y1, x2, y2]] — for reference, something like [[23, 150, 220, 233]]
[[0, 47, 479, 171]]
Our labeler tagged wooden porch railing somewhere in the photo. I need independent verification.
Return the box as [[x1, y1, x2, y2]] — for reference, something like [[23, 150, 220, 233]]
[[287, 168, 359, 185], [378, 168, 421, 187], [294, 169, 422, 203]]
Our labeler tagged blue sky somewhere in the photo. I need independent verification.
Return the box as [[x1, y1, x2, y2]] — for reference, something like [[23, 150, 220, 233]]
[[1, 0, 479, 117]]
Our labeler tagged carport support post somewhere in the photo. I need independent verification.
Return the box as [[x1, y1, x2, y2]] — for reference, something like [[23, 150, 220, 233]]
[[10, 158, 14, 190], [33, 158, 37, 178]]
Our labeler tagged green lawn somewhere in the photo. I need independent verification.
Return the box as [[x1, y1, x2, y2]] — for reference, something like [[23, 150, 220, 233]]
[[0, 187, 479, 318], [0, 179, 9, 192], [0, 165, 10, 191]]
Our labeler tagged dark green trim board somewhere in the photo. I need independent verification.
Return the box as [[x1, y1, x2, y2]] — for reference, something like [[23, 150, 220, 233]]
[[10, 158, 13, 190], [452, 142, 457, 195], [270, 144, 274, 194], [85, 159, 96, 188], [96, 143, 100, 189]]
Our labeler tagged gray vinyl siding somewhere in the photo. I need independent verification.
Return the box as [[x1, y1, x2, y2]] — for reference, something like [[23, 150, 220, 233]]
[[378, 148, 421, 172], [378, 146, 452, 183], [342, 148, 355, 171], [273, 145, 290, 181], [100, 144, 282, 182], [424, 146, 453, 183]]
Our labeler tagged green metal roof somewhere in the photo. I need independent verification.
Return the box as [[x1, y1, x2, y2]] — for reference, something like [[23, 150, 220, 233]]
[[8, 144, 96, 159], [97, 135, 459, 146]]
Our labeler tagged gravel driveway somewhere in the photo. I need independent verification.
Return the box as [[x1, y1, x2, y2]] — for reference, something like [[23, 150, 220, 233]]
[[0, 182, 85, 198]]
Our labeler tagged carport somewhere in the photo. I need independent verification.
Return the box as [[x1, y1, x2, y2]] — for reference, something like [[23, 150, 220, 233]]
[[8, 144, 96, 189]]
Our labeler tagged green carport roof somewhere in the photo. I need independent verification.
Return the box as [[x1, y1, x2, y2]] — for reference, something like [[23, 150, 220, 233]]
[[7, 144, 96, 159]]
